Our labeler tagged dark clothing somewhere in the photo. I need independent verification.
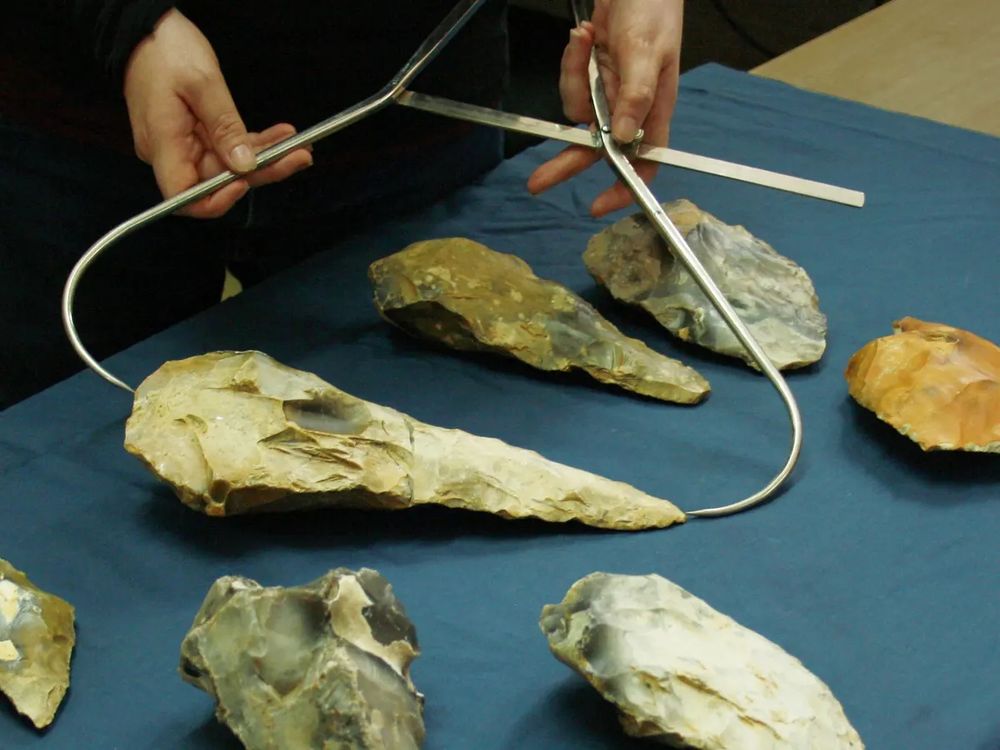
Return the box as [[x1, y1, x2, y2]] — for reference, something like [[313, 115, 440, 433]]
[[2, 2, 508, 160], [71, 0, 177, 84], [0, 118, 502, 409], [0, 2, 509, 408]]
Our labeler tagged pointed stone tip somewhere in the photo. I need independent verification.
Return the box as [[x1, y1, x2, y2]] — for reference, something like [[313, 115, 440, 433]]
[[0, 559, 75, 730], [369, 237, 708, 404], [128, 351, 689, 531], [541, 572, 865, 749]]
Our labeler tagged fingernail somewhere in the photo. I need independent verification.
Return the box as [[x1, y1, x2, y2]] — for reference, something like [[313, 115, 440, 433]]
[[230, 144, 256, 172], [296, 155, 314, 174], [613, 116, 639, 144]]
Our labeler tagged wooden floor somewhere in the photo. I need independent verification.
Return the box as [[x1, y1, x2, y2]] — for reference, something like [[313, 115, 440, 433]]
[[752, 0, 1000, 137]]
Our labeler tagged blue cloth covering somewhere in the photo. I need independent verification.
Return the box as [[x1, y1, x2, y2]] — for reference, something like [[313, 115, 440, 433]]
[[1, 65, 998, 748]]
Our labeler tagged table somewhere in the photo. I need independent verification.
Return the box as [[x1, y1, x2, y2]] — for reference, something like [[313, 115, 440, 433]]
[[753, 0, 1000, 137], [2, 65, 998, 749]]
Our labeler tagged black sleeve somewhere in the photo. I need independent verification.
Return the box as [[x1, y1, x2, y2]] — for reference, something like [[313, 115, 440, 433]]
[[69, 0, 176, 86]]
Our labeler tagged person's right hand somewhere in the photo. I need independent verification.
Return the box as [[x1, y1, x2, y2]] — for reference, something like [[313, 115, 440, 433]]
[[123, 9, 312, 219], [527, 0, 683, 218]]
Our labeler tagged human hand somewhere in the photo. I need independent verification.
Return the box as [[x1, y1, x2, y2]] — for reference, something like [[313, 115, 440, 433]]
[[527, 0, 683, 217], [123, 9, 312, 219]]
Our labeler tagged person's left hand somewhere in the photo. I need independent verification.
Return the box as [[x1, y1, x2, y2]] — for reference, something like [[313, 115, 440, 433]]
[[527, 0, 683, 217]]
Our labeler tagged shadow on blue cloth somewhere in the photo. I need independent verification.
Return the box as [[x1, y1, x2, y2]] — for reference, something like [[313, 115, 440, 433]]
[[177, 680, 655, 750], [183, 717, 243, 749], [839, 399, 1000, 499], [138, 485, 632, 561], [505, 680, 653, 749], [380, 326, 702, 406]]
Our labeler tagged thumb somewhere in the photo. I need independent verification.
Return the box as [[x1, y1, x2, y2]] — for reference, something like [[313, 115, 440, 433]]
[[183, 68, 256, 173]]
